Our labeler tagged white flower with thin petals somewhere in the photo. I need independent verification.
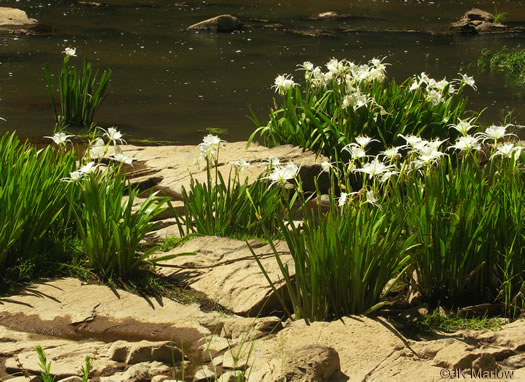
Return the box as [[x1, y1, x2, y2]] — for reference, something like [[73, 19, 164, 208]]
[[342, 90, 372, 111], [199, 134, 225, 160], [432, 79, 449, 93], [354, 158, 393, 177], [230, 159, 251, 171], [89, 137, 106, 159], [457, 73, 477, 91], [398, 134, 423, 149], [366, 190, 380, 207], [380, 146, 402, 162], [476, 124, 516, 143], [264, 161, 299, 187], [62, 170, 84, 183], [320, 161, 332, 174], [264, 156, 280, 168], [380, 170, 399, 183], [426, 89, 444, 105], [79, 161, 99, 175], [355, 135, 379, 148], [298, 61, 314, 72], [100, 127, 126, 145], [45, 132, 74, 146], [338, 192, 348, 207], [63, 47, 77, 57], [326, 58, 346, 76], [409, 79, 422, 92], [342, 144, 367, 160], [427, 138, 448, 151], [490, 143, 522, 160], [448, 135, 482, 153], [113, 152, 133, 165], [418, 72, 431, 84], [273, 74, 298, 95], [417, 145, 446, 165], [282, 162, 300, 178], [449, 118, 476, 136]]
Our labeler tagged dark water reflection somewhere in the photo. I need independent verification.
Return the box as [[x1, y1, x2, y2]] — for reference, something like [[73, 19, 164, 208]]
[[1, 0, 524, 143]]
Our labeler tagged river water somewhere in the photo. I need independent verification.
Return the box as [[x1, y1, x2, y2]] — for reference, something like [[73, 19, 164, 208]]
[[1, 0, 524, 143]]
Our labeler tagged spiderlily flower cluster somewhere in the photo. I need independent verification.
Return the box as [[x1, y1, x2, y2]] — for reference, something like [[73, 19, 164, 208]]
[[264, 161, 300, 188], [50, 127, 132, 182], [199, 134, 224, 161]]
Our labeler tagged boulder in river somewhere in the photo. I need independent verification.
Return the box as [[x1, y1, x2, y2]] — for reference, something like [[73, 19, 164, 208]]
[[187, 14, 241, 33], [449, 8, 513, 34]]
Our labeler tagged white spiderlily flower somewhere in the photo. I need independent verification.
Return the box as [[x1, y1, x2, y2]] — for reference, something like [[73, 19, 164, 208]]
[[353, 158, 393, 177], [365, 190, 380, 208], [380, 146, 402, 162], [199, 134, 225, 160], [61, 170, 84, 183], [354, 135, 379, 149], [62, 47, 77, 57], [45, 132, 74, 146], [264, 156, 280, 168], [417, 145, 446, 165], [490, 143, 522, 160], [79, 161, 99, 175], [113, 152, 133, 165], [398, 134, 424, 150], [476, 124, 516, 143], [88, 137, 106, 159], [449, 118, 477, 136], [264, 161, 300, 188], [100, 127, 126, 145], [230, 159, 252, 171], [342, 144, 367, 160], [272, 74, 298, 95], [457, 73, 477, 91], [448, 135, 482, 153], [338, 192, 348, 207], [379, 170, 399, 183]]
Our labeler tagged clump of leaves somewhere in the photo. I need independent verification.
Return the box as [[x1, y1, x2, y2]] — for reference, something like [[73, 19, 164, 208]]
[[478, 46, 525, 87], [418, 309, 503, 333], [45, 51, 111, 129]]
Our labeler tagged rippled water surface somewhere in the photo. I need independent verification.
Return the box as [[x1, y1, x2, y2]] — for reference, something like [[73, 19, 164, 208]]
[[1, 0, 525, 143]]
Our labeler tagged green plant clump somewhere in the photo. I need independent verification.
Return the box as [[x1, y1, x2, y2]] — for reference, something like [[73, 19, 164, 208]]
[[479, 46, 525, 87], [249, 58, 473, 163], [0, 133, 80, 274], [174, 139, 284, 240], [72, 171, 172, 279], [0, 129, 172, 286], [45, 49, 112, 129], [402, 151, 524, 306], [253, 199, 414, 321]]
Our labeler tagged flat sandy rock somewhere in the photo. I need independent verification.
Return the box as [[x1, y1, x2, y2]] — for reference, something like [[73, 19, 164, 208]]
[[0, 7, 37, 27], [0, 278, 276, 358], [157, 236, 293, 316], [109, 141, 327, 200], [219, 316, 525, 382]]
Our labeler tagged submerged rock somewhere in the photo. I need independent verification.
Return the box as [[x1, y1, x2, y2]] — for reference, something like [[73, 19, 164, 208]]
[[288, 29, 336, 38], [309, 11, 355, 20], [187, 14, 241, 33]]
